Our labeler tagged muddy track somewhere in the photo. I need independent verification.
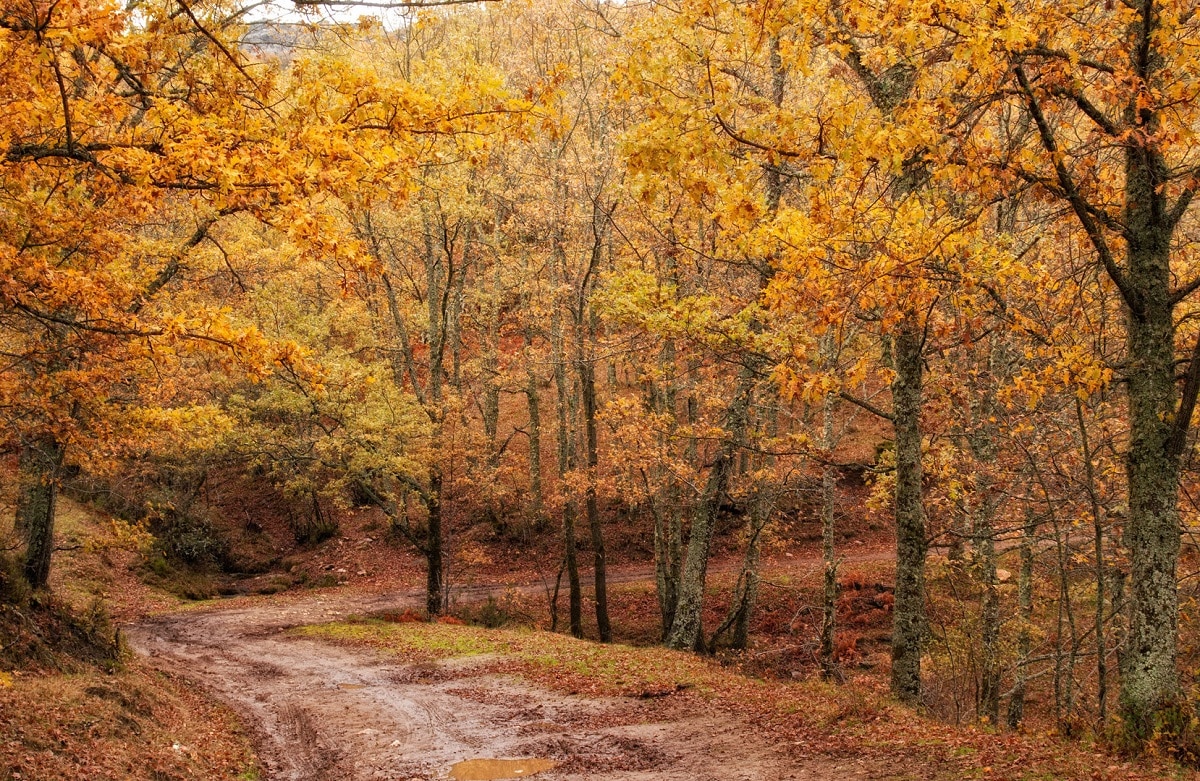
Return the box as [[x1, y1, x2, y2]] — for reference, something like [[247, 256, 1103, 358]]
[[126, 564, 893, 781]]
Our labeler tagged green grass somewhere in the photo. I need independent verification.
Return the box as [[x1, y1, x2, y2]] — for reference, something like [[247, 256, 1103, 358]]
[[292, 618, 1184, 781], [294, 620, 503, 661], [294, 619, 721, 696]]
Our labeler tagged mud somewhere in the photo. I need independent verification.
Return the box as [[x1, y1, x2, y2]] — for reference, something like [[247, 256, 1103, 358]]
[[126, 578, 889, 781]]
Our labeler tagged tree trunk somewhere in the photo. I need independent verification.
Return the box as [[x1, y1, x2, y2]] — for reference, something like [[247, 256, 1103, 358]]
[[710, 487, 768, 651], [1121, 249, 1181, 732], [1119, 122, 1182, 728], [652, 339, 682, 638], [425, 471, 444, 616], [525, 333, 544, 525], [1075, 397, 1109, 728], [970, 336, 1005, 725], [18, 439, 63, 590], [665, 373, 753, 651], [890, 318, 926, 704], [977, 505, 1000, 725], [1006, 497, 1036, 730], [820, 388, 840, 680], [553, 305, 582, 638], [580, 351, 611, 642]]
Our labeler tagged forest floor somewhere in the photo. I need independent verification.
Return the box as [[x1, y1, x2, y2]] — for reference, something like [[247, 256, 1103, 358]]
[[125, 556, 1188, 781], [3, 496, 1197, 781], [125, 582, 883, 781]]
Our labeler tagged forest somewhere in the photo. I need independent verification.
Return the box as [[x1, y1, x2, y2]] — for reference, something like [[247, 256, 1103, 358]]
[[3, 0, 1200, 778]]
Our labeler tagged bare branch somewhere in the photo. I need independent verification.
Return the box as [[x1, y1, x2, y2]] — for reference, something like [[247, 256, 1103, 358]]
[[175, 0, 261, 90], [1169, 327, 1200, 460], [713, 112, 802, 158], [1014, 65, 1141, 315], [1048, 84, 1121, 137], [839, 390, 893, 422]]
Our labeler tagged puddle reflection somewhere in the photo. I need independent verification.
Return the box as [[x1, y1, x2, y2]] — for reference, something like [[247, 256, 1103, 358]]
[[448, 758, 557, 780]]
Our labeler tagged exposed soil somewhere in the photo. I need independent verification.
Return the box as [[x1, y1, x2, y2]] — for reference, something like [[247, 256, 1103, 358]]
[[126, 580, 891, 781]]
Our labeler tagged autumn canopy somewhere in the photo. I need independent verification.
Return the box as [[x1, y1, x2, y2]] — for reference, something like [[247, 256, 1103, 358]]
[[3, 0, 1200, 754]]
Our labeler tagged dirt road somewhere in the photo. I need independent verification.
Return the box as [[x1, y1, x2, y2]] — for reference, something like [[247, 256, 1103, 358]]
[[125, 576, 886, 781]]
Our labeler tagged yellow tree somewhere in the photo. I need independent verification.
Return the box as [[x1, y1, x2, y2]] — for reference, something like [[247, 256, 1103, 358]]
[[0, 0, 470, 593], [0, 0, 293, 588]]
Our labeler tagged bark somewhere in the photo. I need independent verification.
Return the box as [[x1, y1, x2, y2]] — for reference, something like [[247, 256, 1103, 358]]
[[481, 289, 501, 457], [651, 339, 683, 637], [18, 439, 64, 590], [521, 244, 545, 525], [694, 37, 784, 654], [710, 488, 769, 651], [650, 495, 675, 638], [665, 372, 753, 651], [524, 332, 544, 524], [1120, 173, 1182, 735], [969, 334, 1006, 725], [1049, 479, 1079, 728], [977, 507, 1000, 725], [580, 350, 610, 641], [552, 301, 582, 638], [1076, 397, 1109, 727], [819, 457, 840, 681], [834, 38, 929, 704], [578, 199, 612, 642], [1006, 498, 1036, 730], [419, 204, 457, 617], [356, 200, 461, 619], [819, 335, 840, 680], [890, 319, 926, 704], [1012, 6, 1186, 732], [425, 472, 444, 616]]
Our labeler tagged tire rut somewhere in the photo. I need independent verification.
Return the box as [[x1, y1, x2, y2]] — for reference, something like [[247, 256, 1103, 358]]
[[125, 568, 896, 780]]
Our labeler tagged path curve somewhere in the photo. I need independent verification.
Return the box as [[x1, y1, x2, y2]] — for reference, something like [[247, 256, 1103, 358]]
[[125, 561, 893, 781]]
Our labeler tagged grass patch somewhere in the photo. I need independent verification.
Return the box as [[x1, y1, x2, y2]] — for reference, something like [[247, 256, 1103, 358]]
[[295, 620, 503, 663], [296, 619, 720, 697], [294, 618, 1184, 781]]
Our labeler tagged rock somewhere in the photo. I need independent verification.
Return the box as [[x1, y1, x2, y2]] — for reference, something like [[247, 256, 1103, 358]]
[[996, 568, 1012, 583]]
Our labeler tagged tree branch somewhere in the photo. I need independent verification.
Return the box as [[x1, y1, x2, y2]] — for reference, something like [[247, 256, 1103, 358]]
[[839, 390, 894, 422], [713, 112, 802, 158], [174, 0, 260, 90], [1049, 84, 1121, 137], [1014, 65, 1141, 316], [1169, 326, 1200, 461], [1168, 184, 1196, 234], [129, 214, 224, 314]]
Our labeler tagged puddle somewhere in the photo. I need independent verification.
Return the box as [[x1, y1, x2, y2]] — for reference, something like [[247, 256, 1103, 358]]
[[448, 758, 557, 780], [338, 683, 367, 690]]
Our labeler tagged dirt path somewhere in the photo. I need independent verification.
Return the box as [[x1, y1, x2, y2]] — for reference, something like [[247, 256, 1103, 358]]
[[125, 574, 888, 781]]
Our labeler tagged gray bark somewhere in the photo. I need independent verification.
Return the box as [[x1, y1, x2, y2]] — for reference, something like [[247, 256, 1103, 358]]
[[819, 335, 840, 680], [890, 319, 926, 703], [577, 204, 611, 642], [710, 488, 769, 651], [1006, 497, 1037, 729], [18, 439, 64, 590], [524, 332, 544, 524], [552, 284, 582, 638], [580, 347, 610, 641], [651, 338, 683, 637], [1014, 6, 1190, 731], [665, 373, 754, 651], [1076, 397, 1109, 727]]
